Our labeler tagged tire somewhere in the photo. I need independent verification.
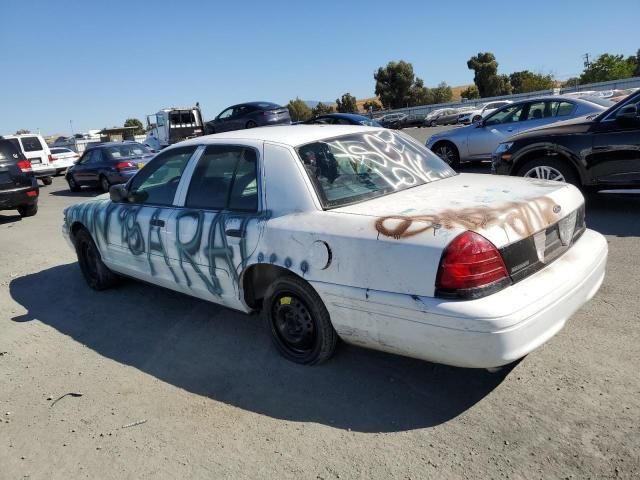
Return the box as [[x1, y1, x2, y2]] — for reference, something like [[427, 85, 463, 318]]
[[75, 228, 119, 290], [472, 115, 482, 123], [41, 177, 53, 186], [246, 120, 257, 129], [432, 141, 461, 169], [17, 204, 37, 217], [100, 175, 110, 193], [429, 120, 436, 127], [516, 157, 580, 187], [67, 175, 81, 192], [263, 276, 337, 365]]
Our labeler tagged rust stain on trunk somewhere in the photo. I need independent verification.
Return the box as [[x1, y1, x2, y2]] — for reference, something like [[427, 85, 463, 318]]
[[375, 197, 558, 239]]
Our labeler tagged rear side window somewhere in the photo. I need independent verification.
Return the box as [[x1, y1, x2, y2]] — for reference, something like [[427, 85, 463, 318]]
[[21, 136, 44, 152], [0, 140, 23, 161], [553, 101, 575, 116], [128, 146, 196, 206], [185, 145, 258, 211]]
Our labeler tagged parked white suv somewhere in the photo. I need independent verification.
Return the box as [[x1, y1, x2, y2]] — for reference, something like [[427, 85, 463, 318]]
[[458, 101, 513, 125], [3, 134, 55, 185]]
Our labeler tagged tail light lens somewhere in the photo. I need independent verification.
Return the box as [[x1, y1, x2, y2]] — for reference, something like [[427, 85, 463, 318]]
[[48, 154, 54, 163], [436, 231, 509, 297], [116, 161, 135, 170], [17, 159, 32, 172], [26, 190, 38, 197]]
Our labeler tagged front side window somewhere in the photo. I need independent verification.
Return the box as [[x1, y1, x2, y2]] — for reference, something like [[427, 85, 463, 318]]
[[297, 130, 455, 208], [128, 146, 196, 205], [485, 104, 525, 126], [20, 136, 44, 152], [185, 146, 258, 211]]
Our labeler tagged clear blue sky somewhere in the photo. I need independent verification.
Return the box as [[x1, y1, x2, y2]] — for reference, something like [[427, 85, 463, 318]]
[[1, 0, 638, 135]]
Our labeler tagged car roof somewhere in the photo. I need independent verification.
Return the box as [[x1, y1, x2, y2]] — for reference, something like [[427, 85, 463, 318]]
[[181, 125, 382, 148], [319, 113, 369, 120]]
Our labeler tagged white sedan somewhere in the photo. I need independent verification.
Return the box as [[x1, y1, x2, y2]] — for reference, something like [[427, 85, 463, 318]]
[[62, 125, 607, 368], [49, 147, 80, 175]]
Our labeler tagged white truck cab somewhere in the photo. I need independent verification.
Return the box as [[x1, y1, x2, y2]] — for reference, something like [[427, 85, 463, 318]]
[[144, 105, 204, 151]]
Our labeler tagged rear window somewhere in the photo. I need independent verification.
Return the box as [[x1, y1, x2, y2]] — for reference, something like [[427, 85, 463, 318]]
[[0, 140, 23, 161], [106, 143, 150, 158], [169, 111, 198, 125], [256, 102, 280, 109], [20, 136, 44, 152], [297, 130, 455, 208], [51, 148, 72, 154]]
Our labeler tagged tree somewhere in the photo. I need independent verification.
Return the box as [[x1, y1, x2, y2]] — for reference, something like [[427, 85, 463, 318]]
[[460, 85, 480, 100], [336, 93, 358, 113], [15, 129, 31, 135], [466, 52, 512, 97], [124, 118, 145, 135], [374, 60, 416, 109], [430, 82, 453, 104], [407, 77, 431, 106], [562, 77, 581, 88], [579, 53, 635, 84], [311, 102, 334, 117], [634, 49, 640, 77], [509, 70, 555, 94], [287, 97, 311, 122], [362, 99, 382, 112]]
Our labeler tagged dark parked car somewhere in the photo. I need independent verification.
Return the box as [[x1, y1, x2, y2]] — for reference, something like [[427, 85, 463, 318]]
[[0, 138, 39, 217], [493, 90, 640, 189], [304, 113, 382, 127], [425, 108, 460, 127], [205, 102, 291, 134], [65, 142, 154, 193], [398, 114, 428, 128], [378, 113, 407, 129]]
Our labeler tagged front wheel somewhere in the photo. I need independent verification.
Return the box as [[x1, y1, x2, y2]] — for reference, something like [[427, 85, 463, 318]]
[[263, 276, 337, 365], [517, 157, 579, 187], [472, 115, 482, 123], [75, 228, 119, 290], [67, 175, 81, 192]]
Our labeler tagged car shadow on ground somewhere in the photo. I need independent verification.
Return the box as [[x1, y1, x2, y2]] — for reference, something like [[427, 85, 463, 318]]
[[9, 263, 510, 433], [586, 191, 640, 237], [0, 213, 22, 224], [48, 188, 103, 198]]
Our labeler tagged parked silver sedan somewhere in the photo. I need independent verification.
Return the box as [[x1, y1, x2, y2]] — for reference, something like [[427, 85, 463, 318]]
[[426, 96, 606, 168]]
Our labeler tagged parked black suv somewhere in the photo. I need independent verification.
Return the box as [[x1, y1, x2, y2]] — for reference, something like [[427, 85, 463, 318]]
[[0, 138, 39, 217], [493, 90, 640, 189]]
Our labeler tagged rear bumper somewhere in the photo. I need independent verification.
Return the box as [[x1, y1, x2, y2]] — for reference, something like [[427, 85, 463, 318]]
[[51, 158, 76, 170], [312, 228, 607, 368], [31, 165, 56, 178], [0, 183, 39, 210]]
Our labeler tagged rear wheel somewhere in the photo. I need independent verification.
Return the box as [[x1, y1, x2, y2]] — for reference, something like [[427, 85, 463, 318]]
[[432, 141, 460, 169], [246, 120, 257, 129], [263, 276, 337, 365], [517, 157, 579, 187], [100, 175, 110, 193], [67, 175, 81, 192], [18, 204, 37, 217], [41, 177, 53, 186], [75, 228, 119, 290]]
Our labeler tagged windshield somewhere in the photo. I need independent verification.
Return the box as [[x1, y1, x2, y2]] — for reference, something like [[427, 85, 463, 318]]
[[359, 118, 382, 127], [107, 143, 150, 158], [297, 130, 455, 208]]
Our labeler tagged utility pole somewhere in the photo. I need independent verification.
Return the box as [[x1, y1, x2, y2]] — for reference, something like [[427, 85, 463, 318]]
[[70, 120, 74, 136], [583, 53, 590, 69]]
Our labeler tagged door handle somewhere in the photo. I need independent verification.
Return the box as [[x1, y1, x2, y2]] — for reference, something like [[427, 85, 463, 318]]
[[225, 229, 243, 237], [150, 219, 165, 227]]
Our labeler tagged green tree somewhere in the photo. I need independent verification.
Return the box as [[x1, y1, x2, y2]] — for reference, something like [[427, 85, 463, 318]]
[[633, 49, 640, 77], [580, 53, 635, 84], [362, 99, 382, 112], [374, 60, 416, 109], [408, 77, 432, 106], [509, 70, 555, 94], [430, 82, 453, 104], [287, 97, 312, 122], [460, 85, 480, 100], [311, 102, 334, 117], [15, 129, 31, 135], [467, 52, 512, 97], [124, 118, 145, 135], [335, 93, 358, 113]]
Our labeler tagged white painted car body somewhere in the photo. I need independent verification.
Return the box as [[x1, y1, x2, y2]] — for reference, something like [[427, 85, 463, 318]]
[[62, 125, 607, 368], [49, 147, 80, 173]]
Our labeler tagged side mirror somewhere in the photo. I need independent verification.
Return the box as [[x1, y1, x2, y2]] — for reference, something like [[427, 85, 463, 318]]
[[616, 104, 639, 122], [475, 120, 485, 128], [109, 184, 128, 203]]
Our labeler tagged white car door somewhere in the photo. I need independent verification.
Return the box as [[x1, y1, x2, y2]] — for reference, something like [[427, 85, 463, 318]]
[[165, 143, 265, 310], [103, 145, 199, 288]]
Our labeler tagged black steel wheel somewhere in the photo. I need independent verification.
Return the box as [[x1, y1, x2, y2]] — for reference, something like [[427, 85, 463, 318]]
[[264, 276, 337, 365], [67, 175, 81, 192], [100, 175, 110, 193], [75, 228, 119, 290], [432, 141, 460, 169], [246, 120, 257, 129]]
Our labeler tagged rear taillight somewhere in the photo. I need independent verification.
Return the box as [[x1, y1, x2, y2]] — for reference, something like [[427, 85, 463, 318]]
[[436, 231, 509, 297], [26, 190, 38, 197], [116, 161, 135, 170], [17, 159, 32, 172], [48, 154, 54, 163]]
